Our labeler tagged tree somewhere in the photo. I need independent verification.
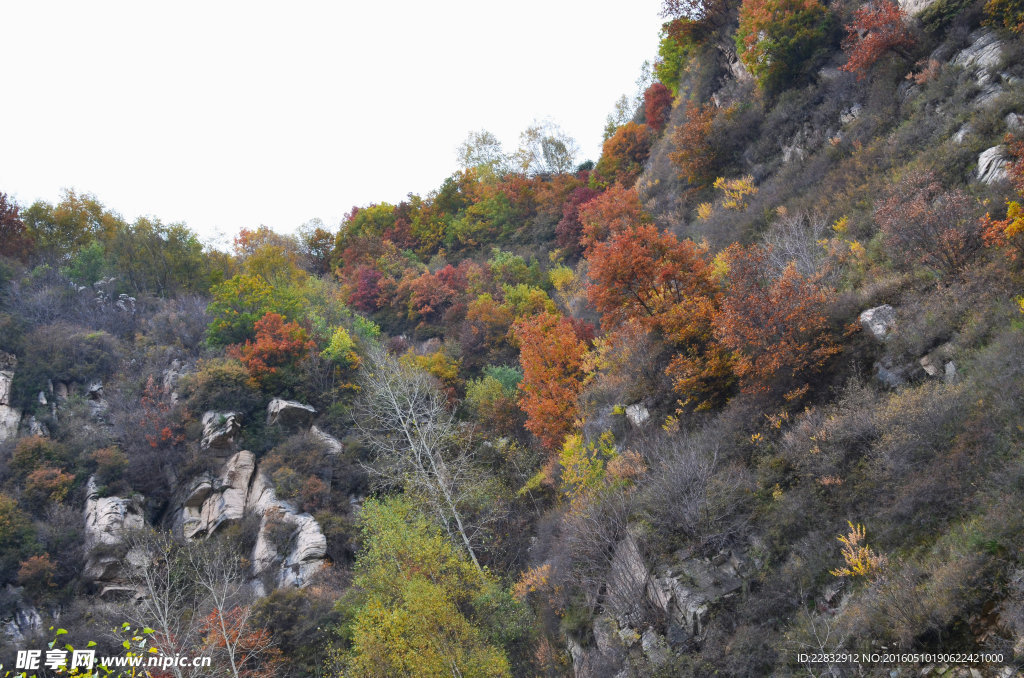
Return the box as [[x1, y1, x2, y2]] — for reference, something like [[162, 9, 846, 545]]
[[336, 497, 512, 678], [714, 244, 840, 397], [874, 170, 982, 275], [840, 0, 913, 79], [457, 129, 510, 175], [585, 222, 733, 409], [355, 346, 486, 569], [735, 0, 835, 95], [227, 312, 316, 388], [514, 312, 589, 452], [643, 83, 673, 133], [21, 189, 123, 262], [0, 192, 32, 261], [669, 102, 718, 187], [603, 94, 633, 141], [514, 120, 580, 176], [555, 186, 602, 256], [594, 122, 655, 188], [206, 273, 304, 346], [577, 185, 651, 250], [983, 0, 1024, 33]]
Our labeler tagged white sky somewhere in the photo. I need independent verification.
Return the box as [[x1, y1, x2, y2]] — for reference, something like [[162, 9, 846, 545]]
[[1, 1, 664, 243]]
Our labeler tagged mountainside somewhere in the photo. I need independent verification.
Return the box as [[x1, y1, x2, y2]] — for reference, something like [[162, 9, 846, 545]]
[[3, 0, 1024, 676]]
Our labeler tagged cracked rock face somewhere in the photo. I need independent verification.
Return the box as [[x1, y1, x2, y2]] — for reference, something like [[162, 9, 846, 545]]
[[83, 478, 145, 583], [0, 353, 21, 443], [859, 305, 896, 340], [201, 411, 241, 450], [266, 398, 316, 429], [978, 146, 1009, 185], [172, 451, 327, 591]]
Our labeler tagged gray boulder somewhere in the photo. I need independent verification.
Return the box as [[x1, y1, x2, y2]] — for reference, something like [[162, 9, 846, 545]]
[[978, 146, 1009, 185], [266, 398, 316, 429], [83, 477, 146, 583], [859, 304, 896, 340], [201, 411, 241, 450]]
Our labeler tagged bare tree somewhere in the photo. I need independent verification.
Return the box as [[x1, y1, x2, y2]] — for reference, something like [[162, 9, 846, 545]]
[[121, 530, 205, 678], [355, 346, 485, 570]]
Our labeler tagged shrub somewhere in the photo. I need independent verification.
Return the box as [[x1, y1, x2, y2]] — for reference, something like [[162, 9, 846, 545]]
[[17, 553, 56, 596], [10, 436, 73, 479], [669, 102, 718, 187], [735, 0, 835, 95], [643, 83, 674, 134], [24, 467, 76, 512], [180, 358, 263, 416], [984, 0, 1024, 32], [874, 171, 982, 275]]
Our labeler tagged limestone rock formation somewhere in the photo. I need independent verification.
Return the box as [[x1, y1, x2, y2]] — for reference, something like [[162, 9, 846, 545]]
[[0, 352, 21, 443], [83, 478, 145, 583], [200, 411, 241, 450], [859, 304, 896, 340], [978, 145, 1009, 185], [172, 451, 327, 591], [266, 398, 316, 429]]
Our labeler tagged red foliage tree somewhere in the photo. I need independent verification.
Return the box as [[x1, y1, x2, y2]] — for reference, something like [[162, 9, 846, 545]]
[[577, 185, 651, 251], [350, 265, 384, 313], [228, 313, 316, 384], [644, 83, 674, 133], [714, 245, 840, 398], [555, 187, 602, 256], [840, 0, 913, 79], [514, 312, 589, 452], [0, 192, 32, 261], [595, 122, 655, 188], [874, 170, 982, 275]]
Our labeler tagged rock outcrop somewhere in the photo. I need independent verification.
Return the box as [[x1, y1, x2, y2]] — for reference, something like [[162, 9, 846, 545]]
[[175, 450, 257, 539], [859, 304, 896, 340], [172, 451, 327, 591], [200, 411, 241, 450], [978, 145, 1009, 185], [625, 403, 650, 428], [83, 478, 145, 584], [266, 398, 316, 429], [0, 352, 21, 443]]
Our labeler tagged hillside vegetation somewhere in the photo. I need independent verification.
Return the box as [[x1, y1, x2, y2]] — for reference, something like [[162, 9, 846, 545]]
[[3, 0, 1024, 675]]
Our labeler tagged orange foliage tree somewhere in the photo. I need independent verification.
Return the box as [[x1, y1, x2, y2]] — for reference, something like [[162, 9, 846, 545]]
[[840, 0, 913, 79], [577, 185, 651, 250], [669, 102, 718, 187], [714, 245, 840, 398], [228, 312, 316, 387], [514, 312, 589, 452], [585, 220, 734, 409], [595, 122, 655, 188]]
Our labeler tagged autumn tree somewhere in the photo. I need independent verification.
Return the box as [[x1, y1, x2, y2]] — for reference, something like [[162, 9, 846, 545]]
[[0, 192, 32, 261], [585, 221, 733, 409], [643, 83, 673, 133], [874, 170, 982, 275], [983, 0, 1024, 33], [514, 312, 589, 452], [714, 244, 840, 398], [594, 122, 655, 188], [555, 186, 602, 256], [577, 185, 651, 250], [670, 102, 718, 187], [227, 312, 316, 389], [840, 0, 913, 79], [206, 273, 305, 346], [513, 120, 580, 176], [735, 0, 835, 95], [457, 129, 510, 175], [335, 497, 513, 678]]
